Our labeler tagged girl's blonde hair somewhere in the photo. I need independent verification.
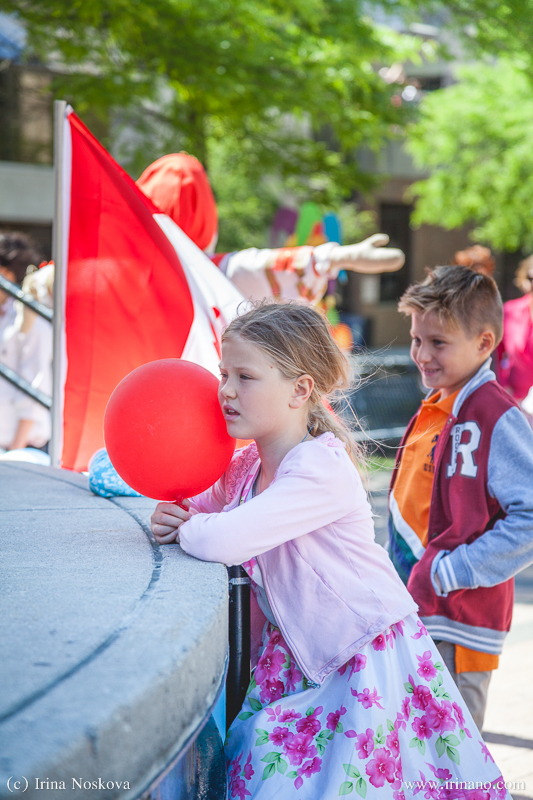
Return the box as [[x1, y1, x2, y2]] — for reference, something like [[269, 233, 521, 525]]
[[222, 301, 363, 465]]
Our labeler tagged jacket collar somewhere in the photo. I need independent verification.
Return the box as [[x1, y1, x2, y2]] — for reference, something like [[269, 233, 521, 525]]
[[452, 359, 495, 417], [424, 359, 495, 419]]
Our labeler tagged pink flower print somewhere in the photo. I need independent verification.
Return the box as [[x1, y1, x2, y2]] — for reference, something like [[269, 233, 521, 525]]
[[241, 558, 257, 578], [278, 708, 301, 724], [365, 747, 396, 788], [230, 777, 250, 800], [416, 651, 438, 681], [268, 628, 283, 647], [395, 711, 407, 731], [259, 678, 284, 705], [493, 777, 508, 799], [297, 756, 322, 778], [354, 653, 367, 672], [355, 728, 375, 759], [284, 732, 317, 766], [392, 757, 403, 789], [386, 728, 400, 756], [269, 726, 293, 747], [412, 715, 432, 740], [255, 646, 286, 685], [371, 632, 387, 651], [426, 699, 456, 734], [402, 697, 411, 719], [229, 753, 242, 783], [283, 661, 302, 692], [480, 741, 495, 763], [426, 763, 452, 781], [393, 792, 406, 800], [452, 701, 472, 737], [243, 751, 254, 781], [386, 626, 397, 646], [411, 682, 432, 711], [452, 701, 465, 727], [296, 714, 321, 736], [423, 783, 441, 799], [412, 619, 429, 640], [338, 653, 367, 677], [394, 619, 406, 637], [326, 705, 347, 732], [294, 776, 303, 791], [352, 687, 384, 709]]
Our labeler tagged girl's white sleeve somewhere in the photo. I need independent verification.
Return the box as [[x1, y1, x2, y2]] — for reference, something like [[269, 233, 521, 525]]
[[179, 446, 356, 565]]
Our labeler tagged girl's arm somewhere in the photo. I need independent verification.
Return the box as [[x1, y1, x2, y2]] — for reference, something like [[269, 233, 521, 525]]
[[151, 472, 228, 544], [179, 446, 360, 565]]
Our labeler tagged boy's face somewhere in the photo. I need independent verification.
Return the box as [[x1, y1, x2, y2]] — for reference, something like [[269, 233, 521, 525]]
[[409, 311, 495, 399]]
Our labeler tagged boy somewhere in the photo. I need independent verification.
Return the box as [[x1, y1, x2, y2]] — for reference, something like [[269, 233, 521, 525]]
[[388, 265, 533, 730]]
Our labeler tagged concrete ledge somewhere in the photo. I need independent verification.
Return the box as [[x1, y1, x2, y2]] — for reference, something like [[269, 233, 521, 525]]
[[0, 463, 228, 800]]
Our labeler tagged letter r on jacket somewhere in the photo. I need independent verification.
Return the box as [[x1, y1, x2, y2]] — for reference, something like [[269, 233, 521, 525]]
[[447, 421, 481, 478]]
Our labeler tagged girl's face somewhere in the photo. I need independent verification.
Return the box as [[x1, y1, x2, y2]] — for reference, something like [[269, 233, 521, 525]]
[[218, 334, 310, 443]]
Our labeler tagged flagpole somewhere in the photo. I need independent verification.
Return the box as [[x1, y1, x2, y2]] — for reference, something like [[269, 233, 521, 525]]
[[50, 99, 67, 468]]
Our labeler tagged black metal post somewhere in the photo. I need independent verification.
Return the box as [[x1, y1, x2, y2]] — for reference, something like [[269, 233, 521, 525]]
[[0, 273, 53, 322], [226, 566, 251, 730], [0, 362, 52, 408]]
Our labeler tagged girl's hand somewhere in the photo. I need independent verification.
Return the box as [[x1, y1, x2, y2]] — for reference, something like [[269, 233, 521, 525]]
[[151, 500, 191, 545]]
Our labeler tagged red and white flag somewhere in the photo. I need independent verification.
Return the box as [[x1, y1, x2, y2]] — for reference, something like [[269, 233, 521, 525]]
[[54, 107, 245, 471]]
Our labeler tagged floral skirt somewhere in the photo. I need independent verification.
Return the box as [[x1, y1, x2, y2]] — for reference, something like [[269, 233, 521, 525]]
[[225, 613, 510, 800]]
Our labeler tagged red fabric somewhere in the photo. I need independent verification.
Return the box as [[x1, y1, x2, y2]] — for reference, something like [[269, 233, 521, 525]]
[[497, 293, 533, 401], [63, 114, 194, 471], [136, 153, 218, 252], [210, 253, 226, 268]]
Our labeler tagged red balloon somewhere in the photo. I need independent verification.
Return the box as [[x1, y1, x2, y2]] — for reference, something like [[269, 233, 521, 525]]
[[104, 359, 235, 501]]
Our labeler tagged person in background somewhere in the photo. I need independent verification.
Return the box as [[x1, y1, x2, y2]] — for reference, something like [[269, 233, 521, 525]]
[[388, 265, 533, 731], [136, 153, 405, 306], [0, 232, 52, 453], [453, 245, 495, 278], [496, 255, 533, 420]]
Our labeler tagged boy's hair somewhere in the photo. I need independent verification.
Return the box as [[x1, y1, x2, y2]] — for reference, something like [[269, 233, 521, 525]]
[[398, 265, 503, 345], [222, 301, 363, 465]]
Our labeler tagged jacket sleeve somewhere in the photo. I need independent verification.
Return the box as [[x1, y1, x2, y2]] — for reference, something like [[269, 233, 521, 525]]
[[188, 472, 228, 515], [179, 445, 357, 565], [435, 406, 533, 593]]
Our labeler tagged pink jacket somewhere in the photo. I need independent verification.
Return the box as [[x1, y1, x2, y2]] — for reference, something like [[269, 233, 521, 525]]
[[180, 432, 417, 684]]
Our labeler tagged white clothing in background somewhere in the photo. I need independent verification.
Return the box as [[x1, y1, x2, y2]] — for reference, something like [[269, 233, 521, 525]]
[[0, 299, 52, 449]]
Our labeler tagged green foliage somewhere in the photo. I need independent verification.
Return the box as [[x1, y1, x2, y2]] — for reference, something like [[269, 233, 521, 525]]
[[390, 0, 533, 64], [2, 0, 423, 249], [407, 60, 533, 252]]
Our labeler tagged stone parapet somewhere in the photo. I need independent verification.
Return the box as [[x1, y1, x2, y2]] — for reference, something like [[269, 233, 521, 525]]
[[0, 462, 228, 800]]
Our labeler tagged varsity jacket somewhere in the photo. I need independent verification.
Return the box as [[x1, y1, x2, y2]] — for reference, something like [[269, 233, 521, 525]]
[[389, 360, 533, 655]]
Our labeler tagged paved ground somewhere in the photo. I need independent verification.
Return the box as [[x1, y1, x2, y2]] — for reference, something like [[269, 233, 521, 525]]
[[369, 466, 533, 800]]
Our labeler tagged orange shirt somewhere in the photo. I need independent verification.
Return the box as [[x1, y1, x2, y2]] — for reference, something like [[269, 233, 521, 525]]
[[394, 390, 458, 548], [394, 390, 499, 673]]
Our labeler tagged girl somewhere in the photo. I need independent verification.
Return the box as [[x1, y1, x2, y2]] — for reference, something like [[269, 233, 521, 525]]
[[151, 303, 509, 799]]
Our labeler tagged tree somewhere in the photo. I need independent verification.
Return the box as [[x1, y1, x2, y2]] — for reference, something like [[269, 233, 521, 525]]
[[2, 0, 421, 247], [407, 60, 533, 252]]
